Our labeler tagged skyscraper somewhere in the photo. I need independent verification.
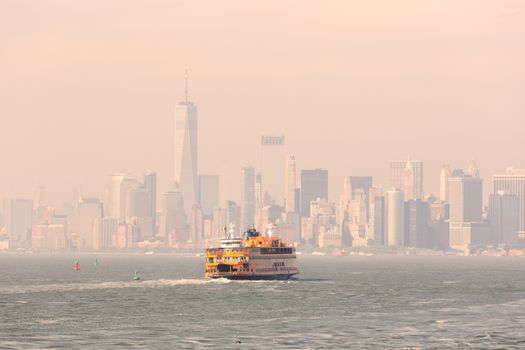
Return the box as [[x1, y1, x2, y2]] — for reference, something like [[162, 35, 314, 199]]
[[403, 162, 416, 200], [342, 176, 373, 206], [162, 188, 188, 244], [225, 200, 241, 235], [126, 186, 149, 219], [404, 200, 430, 248], [367, 187, 385, 246], [260, 135, 285, 205], [341, 176, 373, 229], [449, 174, 484, 250], [489, 191, 519, 245], [5, 199, 33, 243], [190, 204, 203, 244], [107, 173, 137, 221], [386, 189, 404, 247], [440, 165, 451, 202], [93, 217, 118, 250], [120, 176, 139, 221], [494, 169, 525, 235], [254, 173, 264, 231], [77, 197, 103, 249], [144, 172, 157, 237], [107, 173, 125, 218], [300, 169, 328, 217], [126, 185, 153, 240], [198, 175, 220, 217], [466, 160, 480, 178], [31, 223, 67, 251], [241, 166, 255, 231], [174, 79, 198, 219], [285, 155, 297, 213], [390, 158, 423, 200]]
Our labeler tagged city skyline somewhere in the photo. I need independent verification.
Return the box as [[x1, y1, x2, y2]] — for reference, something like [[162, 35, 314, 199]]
[[2, 66, 524, 252], [1, 1, 524, 207], [2, 2, 525, 348]]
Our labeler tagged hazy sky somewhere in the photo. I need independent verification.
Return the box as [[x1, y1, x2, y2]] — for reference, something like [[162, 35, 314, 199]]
[[1, 0, 524, 208]]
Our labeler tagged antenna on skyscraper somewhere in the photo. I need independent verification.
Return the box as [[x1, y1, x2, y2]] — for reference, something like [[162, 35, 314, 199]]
[[185, 68, 188, 104]]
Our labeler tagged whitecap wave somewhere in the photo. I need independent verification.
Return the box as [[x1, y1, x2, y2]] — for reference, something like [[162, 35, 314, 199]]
[[0, 278, 232, 295]]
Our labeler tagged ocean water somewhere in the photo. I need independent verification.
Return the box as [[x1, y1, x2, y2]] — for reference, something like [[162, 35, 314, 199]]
[[1, 254, 525, 349]]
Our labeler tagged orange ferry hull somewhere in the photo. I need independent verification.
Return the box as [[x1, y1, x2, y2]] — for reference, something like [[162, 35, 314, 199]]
[[207, 273, 297, 280]]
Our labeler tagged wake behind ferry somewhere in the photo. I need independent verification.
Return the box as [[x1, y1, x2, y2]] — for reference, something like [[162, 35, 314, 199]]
[[205, 225, 298, 280]]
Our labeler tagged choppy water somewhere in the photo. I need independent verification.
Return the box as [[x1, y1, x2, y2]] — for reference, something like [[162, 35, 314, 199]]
[[1, 254, 525, 349]]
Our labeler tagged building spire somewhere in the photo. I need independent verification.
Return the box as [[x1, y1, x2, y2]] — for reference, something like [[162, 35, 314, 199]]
[[185, 68, 188, 105]]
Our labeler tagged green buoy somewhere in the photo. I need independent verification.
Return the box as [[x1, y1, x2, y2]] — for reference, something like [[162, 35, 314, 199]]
[[133, 271, 141, 281]]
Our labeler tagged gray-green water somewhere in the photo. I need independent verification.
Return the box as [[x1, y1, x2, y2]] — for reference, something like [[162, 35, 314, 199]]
[[1, 254, 525, 349]]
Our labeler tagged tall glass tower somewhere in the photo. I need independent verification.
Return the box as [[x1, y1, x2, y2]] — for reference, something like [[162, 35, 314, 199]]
[[174, 76, 198, 218]]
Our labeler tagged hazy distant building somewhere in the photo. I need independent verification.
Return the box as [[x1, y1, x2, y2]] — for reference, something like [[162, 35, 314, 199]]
[[304, 198, 338, 246], [144, 172, 157, 237], [241, 166, 255, 231], [260, 135, 285, 205], [225, 200, 241, 235], [31, 223, 67, 251], [127, 186, 149, 219], [254, 173, 264, 230], [50, 214, 68, 232], [162, 189, 188, 243], [117, 219, 141, 249], [466, 160, 480, 178], [430, 201, 449, 221], [294, 188, 301, 214], [451, 169, 465, 178], [300, 169, 328, 217], [32, 186, 50, 225], [367, 187, 385, 245], [260, 205, 283, 232], [449, 174, 483, 250], [107, 173, 139, 222], [77, 197, 103, 249], [126, 183, 157, 240], [494, 169, 525, 235], [386, 189, 404, 247], [32, 185, 46, 208], [212, 207, 227, 241], [428, 219, 450, 251], [279, 211, 301, 244], [318, 226, 342, 248], [119, 177, 139, 221], [198, 175, 220, 217], [107, 174, 125, 219], [390, 158, 423, 200], [310, 198, 337, 226], [174, 99, 198, 219], [346, 192, 368, 247], [456, 222, 491, 249], [4, 199, 33, 243], [489, 191, 519, 245], [404, 200, 430, 248], [93, 217, 118, 250], [190, 204, 203, 244], [285, 155, 297, 213], [440, 166, 451, 202], [301, 217, 317, 244], [343, 176, 373, 203]]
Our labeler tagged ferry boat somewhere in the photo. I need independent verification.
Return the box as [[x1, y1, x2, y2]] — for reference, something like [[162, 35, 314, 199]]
[[205, 225, 298, 280]]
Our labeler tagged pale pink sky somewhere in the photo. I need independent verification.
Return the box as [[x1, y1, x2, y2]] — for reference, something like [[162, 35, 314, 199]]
[[1, 0, 524, 207]]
